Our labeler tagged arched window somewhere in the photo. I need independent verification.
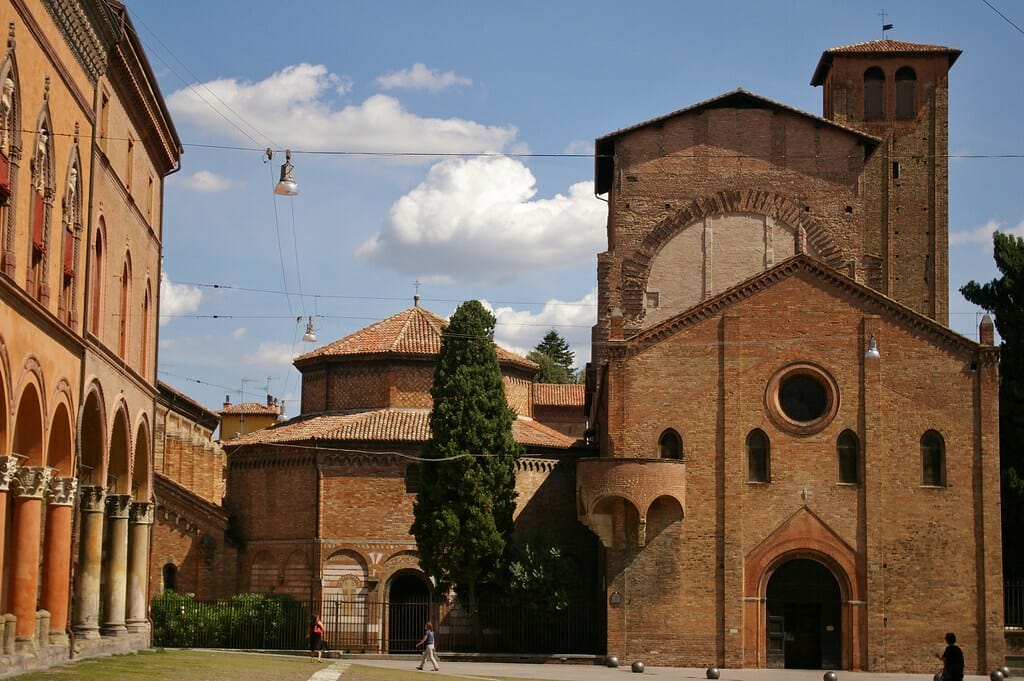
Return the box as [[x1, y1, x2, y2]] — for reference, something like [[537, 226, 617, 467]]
[[837, 430, 859, 484], [895, 67, 916, 118], [747, 429, 770, 483], [162, 563, 177, 592], [140, 281, 151, 377], [921, 430, 945, 486], [864, 67, 885, 120], [89, 222, 104, 336], [659, 429, 683, 460], [118, 254, 131, 359], [28, 120, 53, 301], [59, 160, 80, 327], [0, 62, 18, 277]]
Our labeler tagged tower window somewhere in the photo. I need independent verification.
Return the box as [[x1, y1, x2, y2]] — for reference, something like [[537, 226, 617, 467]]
[[864, 67, 885, 120], [895, 67, 916, 118]]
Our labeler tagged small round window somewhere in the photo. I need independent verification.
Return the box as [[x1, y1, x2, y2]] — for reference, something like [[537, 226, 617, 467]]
[[766, 363, 839, 435], [778, 374, 828, 422]]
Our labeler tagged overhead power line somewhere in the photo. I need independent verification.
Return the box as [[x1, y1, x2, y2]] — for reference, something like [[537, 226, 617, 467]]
[[980, 0, 1024, 35]]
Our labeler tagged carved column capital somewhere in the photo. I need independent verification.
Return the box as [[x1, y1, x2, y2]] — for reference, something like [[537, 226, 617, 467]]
[[129, 501, 153, 525], [47, 476, 78, 506], [12, 466, 52, 498], [0, 455, 18, 492], [79, 485, 105, 512], [105, 494, 132, 519]]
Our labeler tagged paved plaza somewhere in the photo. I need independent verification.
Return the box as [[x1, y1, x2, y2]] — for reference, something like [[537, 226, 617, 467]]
[[339, 657, 996, 681]]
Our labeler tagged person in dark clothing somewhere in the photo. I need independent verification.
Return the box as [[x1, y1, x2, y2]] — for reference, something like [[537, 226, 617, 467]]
[[935, 631, 964, 681], [309, 615, 325, 662]]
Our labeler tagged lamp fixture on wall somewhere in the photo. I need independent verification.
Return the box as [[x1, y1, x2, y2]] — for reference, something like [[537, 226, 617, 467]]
[[864, 334, 880, 360]]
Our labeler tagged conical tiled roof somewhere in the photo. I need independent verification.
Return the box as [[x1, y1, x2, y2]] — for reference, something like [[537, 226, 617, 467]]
[[295, 304, 537, 370]]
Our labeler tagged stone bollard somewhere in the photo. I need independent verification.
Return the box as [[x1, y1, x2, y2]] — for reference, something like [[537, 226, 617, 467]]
[[991, 671, 1005, 681], [2, 614, 16, 655], [606, 656, 619, 667], [36, 611, 50, 649], [1000, 666, 1011, 679], [707, 667, 721, 679], [824, 672, 839, 681], [631, 660, 645, 673]]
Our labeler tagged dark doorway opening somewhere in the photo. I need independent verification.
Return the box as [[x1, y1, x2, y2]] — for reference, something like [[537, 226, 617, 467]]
[[766, 558, 841, 669], [388, 573, 429, 654]]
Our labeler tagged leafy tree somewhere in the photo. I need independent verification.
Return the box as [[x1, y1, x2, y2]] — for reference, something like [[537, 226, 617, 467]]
[[960, 231, 1024, 578], [495, 534, 577, 609], [528, 329, 578, 383], [411, 300, 522, 610]]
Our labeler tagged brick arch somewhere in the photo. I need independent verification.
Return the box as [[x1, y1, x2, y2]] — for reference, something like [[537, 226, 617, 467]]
[[743, 506, 864, 670], [0, 333, 10, 454], [79, 381, 107, 485], [620, 189, 846, 322]]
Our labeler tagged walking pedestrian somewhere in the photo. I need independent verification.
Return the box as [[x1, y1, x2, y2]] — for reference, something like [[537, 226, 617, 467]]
[[309, 615, 325, 662], [934, 631, 964, 681], [415, 621, 440, 671]]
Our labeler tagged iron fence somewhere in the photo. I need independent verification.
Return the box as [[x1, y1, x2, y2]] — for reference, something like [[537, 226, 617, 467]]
[[152, 595, 605, 655], [1007, 579, 1024, 628]]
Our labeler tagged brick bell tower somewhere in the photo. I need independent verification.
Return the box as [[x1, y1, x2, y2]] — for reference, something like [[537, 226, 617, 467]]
[[811, 40, 961, 325]]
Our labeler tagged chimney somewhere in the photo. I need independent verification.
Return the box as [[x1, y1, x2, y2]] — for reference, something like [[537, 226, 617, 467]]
[[267, 393, 274, 407], [980, 314, 995, 346], [223, 394, 231, 409]]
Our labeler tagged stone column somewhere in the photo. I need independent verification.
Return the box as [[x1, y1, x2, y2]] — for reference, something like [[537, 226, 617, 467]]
[[72, 486, 105, 639], [101, 494, 131, 636], [0, 456, 18, 579], [125, 502, 153, 633], [41, 477, 77, 640], [9, 466, 51, 641]]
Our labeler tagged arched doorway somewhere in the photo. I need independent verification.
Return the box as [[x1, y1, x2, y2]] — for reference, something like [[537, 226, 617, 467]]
[[387, 572, 429, 654], [766, 558, 841, 669]]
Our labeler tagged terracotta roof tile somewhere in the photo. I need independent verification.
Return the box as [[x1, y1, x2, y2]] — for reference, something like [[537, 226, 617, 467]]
[[532, 383, 585, 407], [225, 408, 577, 450], [294, 305, 536, 370], [218, 402, 278, 415], [811, 39, 960, 85]]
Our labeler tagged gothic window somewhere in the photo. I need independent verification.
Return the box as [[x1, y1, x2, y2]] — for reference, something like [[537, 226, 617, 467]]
[[659, 429, 682, 460], [59, 162, 80, 326], [28, 121, 52, 301], [89, 221, 104, 336], [837, 430, 859, 484], [118, 254, 131, 359], [0, 66, 16, 274], [747, 429, 770, 483], [864, 67, 885, 120], [921, 430, 945, 487], [895, 66, 916, 118], [140, 281, 151, 377]]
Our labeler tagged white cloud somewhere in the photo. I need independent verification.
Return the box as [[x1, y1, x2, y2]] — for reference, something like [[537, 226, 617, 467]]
[[950, 218, 1024, 246], [159, 274, 202, 326], [176, 170, 242, 193], [168, 63, 514, 153], [243, 341, 295, 367], [231, 327, 247, 341], [356, 156, 606, 283], [485, 290, 597, 369], [564, 139, 592, 155], [376, 63, 472, 92]]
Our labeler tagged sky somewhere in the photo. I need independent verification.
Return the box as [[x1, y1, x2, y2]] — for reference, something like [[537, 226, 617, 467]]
[[130, 0, 1024, 416]]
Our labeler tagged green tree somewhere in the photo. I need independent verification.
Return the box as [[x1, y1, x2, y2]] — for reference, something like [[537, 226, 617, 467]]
[[527, 329, 578, 383], [411, 300, 522, 610], [960, 231, 1024, 578]]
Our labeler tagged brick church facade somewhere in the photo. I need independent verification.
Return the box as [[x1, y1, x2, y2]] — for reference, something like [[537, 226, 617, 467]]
[[147, 38, 1005, 675], [580, 39, 1003, 673]]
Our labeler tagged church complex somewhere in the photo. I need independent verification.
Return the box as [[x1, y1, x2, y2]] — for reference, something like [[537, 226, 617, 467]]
[[0, 1, 1005, 673], [151, 37, 1006, 674]]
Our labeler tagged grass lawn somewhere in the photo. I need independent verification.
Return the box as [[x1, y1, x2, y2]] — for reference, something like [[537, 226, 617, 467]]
[[10, 649, 536, 681]]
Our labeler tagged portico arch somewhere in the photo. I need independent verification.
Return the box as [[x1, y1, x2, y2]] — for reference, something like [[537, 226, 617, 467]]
[[386, 569, 431, 653]]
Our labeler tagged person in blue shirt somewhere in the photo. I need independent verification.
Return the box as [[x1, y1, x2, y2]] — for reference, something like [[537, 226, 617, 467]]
[[415, 621, 440, 671]]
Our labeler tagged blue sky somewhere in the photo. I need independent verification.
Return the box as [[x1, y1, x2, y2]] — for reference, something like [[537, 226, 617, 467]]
[[131, 1, 1024, 414]]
